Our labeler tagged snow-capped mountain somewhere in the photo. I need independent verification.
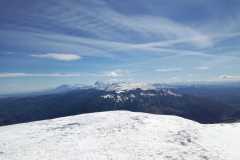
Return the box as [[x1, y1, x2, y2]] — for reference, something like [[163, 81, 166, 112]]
[[41, 81, 177, 97], [94, 81, 156, 93], [34, 81, 178, 96], [100, 88, 182, 103], [54, 81, 159, 93], [0, 111, 239, 160], [1, 82, 239, 126], [51, 84, 92, 93]]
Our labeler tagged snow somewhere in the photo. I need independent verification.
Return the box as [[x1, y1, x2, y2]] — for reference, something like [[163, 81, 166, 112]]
[[101, 94, 115, 99], [165, 89, 182, 97], [101, 94, 129, 102], [200, 123, 240, 160], [130, 94, 136, 98], [140, 92, 156, 96], [95, 82, 155, 93], [0, 111, 239, 160], [53, 82, 182, 99]]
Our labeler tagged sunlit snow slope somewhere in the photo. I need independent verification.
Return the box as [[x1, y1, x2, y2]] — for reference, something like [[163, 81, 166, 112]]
[[0, 111, 239, 160]]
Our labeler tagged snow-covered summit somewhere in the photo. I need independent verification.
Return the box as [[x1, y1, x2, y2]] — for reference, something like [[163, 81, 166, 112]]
[[0, 111, 239, 160], [94, 81, 155, 93]]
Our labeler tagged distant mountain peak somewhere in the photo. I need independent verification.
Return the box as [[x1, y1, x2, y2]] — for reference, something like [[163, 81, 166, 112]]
[[94, 81, 155, 93], [53, 81, 179, 94], [52, 84, 92, 93]]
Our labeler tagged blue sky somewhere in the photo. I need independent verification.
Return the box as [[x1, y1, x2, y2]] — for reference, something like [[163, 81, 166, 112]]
[[1, 0, 240, 94]]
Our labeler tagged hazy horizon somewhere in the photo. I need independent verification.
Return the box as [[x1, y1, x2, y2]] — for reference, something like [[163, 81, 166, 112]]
[[1, 80, 240, 96]]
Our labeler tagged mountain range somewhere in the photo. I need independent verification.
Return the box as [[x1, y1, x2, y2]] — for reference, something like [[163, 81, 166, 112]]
[[0, 81, 240, 126]]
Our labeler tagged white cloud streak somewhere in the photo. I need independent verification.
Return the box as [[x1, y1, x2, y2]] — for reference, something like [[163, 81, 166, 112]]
[[31, 53, 81, 61], [2, 0, 240, 66], [156, 68, 182, 72], [194, 66, 209, 70], [0, 73, 82, 78], [219, 75, 240, 80]]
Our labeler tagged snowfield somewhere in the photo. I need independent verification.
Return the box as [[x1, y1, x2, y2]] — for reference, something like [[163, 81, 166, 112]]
[[0, 111, 239, 160]]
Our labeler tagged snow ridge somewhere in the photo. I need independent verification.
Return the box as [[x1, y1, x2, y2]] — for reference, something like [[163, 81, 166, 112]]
[[0, 111, 239, 160]]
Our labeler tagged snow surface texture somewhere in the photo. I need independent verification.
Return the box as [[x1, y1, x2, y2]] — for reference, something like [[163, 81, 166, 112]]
[[0, 111, 239, 160]]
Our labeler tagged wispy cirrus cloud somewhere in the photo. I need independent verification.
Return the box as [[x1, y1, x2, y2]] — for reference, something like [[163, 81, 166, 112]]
[[156, 68, 182, 72], [0, 0, 220, 58], [219, 74, 240, 80], [194, 66, 209, 70], [1, 0, 240, 90], [31, 53, 81, 61], [0, 72, 82, 78], [2, 0, 240, 60]]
